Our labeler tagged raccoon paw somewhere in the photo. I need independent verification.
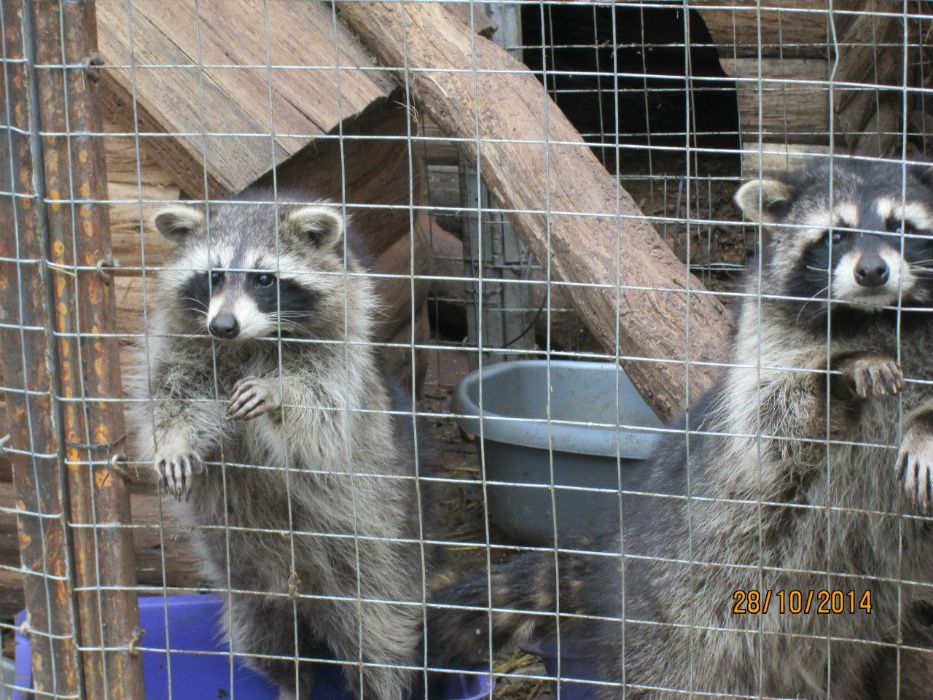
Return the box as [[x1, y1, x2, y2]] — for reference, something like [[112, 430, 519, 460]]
[[155, 452, 204, 501], [840, 354, 905, 399], [897, 420, 933, 512], [228, 377, 281, 421]]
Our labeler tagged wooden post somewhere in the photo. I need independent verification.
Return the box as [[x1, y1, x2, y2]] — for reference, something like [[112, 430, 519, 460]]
[[0, 1, 84, 693], [338, 1, 732, 421], [0, 2, 145, 698]]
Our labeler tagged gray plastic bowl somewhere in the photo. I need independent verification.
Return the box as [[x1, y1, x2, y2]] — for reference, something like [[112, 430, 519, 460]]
[[452, 360, 664, 545]]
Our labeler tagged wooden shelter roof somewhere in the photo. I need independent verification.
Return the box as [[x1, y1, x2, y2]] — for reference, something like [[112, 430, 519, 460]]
[[97, 0, 396, 197]]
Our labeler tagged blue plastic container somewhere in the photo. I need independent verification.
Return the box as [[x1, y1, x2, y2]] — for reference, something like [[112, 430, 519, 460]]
[[14, 595, 492, 700], [452, 360, 664, 545], [507, 637, 601, 699]]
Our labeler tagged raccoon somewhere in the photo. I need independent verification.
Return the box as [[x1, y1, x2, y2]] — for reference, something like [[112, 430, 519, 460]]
[[430, 158, 933, 698], [128, 190, 423, 700]]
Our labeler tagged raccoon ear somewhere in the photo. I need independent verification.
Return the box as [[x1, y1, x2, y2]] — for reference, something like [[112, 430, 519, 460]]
[[735, 178, 793, 224], [153, 206, 204, 242], [285, 206, 344, 249]]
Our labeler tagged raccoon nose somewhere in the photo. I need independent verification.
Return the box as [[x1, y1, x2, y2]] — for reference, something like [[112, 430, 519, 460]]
[[209, 313, 240, 339], [854, 255, 889, 288]]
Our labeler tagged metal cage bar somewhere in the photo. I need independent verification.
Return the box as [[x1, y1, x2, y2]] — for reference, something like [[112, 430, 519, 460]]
[[0, 1, 930, 699]]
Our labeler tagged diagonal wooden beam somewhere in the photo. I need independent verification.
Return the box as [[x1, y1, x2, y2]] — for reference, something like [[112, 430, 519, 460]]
[[338, 1, 732, 420]]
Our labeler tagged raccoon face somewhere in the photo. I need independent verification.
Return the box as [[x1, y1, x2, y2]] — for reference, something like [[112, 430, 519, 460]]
[[736, 159, 933, 322], [153, 203, 345, 341]]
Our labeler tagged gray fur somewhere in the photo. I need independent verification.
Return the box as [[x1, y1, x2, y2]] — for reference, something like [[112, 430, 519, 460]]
[[128, 190, 422, 699], [432, 159, 933, 697]]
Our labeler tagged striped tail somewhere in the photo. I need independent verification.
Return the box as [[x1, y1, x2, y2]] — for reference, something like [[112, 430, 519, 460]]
[[427, 545, 610, 670]]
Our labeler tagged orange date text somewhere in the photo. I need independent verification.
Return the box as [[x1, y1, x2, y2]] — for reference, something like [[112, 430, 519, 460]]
[[731, 589, 872, 615]]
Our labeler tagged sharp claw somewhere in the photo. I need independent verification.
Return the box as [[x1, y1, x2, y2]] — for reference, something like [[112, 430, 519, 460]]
[[903, 456, 918, 500], [229, 396, 250, 417], [181, 455, 191, 497], [173, 460, 184, 501], [239, 397, 263, 419], [920, 463, 930, 512], [879, 370, 891, 394], [891, 368, 903, 393]]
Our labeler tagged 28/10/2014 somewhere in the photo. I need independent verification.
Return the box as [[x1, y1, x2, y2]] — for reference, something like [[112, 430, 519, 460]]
[[732, 589, 873, 615]]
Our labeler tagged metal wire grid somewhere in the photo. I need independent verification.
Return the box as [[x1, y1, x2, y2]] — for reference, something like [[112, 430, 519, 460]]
[[0, 1, 930, 698]]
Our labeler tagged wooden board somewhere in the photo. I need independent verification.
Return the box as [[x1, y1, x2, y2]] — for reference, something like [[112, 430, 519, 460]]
[[104, 123, 180, 269], [740, 141, 831, 176], [97, 0, 395, 198], [446, 2, 497, 38], [722, 58, 830, 144], [831, 2, 904, 155], [696, 0, 860, 58]]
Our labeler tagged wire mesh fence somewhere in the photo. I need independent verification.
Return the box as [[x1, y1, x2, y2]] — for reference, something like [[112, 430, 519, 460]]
[[0, 1, 931, 698]]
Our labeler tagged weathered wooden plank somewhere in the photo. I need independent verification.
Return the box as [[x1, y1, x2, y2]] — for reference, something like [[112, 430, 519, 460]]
[[695, 0, 860, 58], [831, 2, 903, 155], [104, 124, 179, 269], [722, 58, 830, 143], [421, 118, 460, 167], [137, 0, 313, 155], [338, 1, 732, 422], [98, 0, 279, 197], [258, 0, 394, 128], [740, 141, 831, 176], [96, 0, 394, 198], [144, 0, 393, 149], [104, 128, 178, 188], [445, 1, 497, 38]]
